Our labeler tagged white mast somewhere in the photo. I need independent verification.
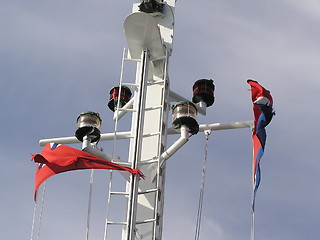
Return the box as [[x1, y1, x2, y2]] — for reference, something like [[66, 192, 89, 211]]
[[119, 2, 176, 239], [38, 1, 253, 239]]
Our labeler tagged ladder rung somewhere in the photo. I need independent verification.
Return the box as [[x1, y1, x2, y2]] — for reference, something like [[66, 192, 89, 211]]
[[121, 83, 140, 87], [117, 108, 136, 112], [110, 191, 129, 195], [124, 57, 141, 62], [143, 132, 161, 137], [151, 80, 165, 84], [107, 221, 128, 225], [112, 161, 131, 167], [140, 159, 159, 165], [136, 218, 156, 225], [138, 189, 158, 195], [145, 106, 163, 111]]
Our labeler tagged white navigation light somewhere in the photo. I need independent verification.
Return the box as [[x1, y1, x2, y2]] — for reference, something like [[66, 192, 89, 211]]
[[172, 101, 199, 134], [75, 112, 102, 142]]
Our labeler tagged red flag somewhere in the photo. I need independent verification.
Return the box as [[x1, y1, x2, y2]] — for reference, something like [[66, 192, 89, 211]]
[[247, 79, 274, 211], [32, 143, 143, 200]]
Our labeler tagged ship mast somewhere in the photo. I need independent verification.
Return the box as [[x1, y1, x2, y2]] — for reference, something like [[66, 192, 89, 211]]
[[118, 2, 176, 239], [38, 1, 253, 239]]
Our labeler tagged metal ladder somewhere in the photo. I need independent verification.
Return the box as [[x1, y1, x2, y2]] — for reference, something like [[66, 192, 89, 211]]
[[105, 48, 169, 240]]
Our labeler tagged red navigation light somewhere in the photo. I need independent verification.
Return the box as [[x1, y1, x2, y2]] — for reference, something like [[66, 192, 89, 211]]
[[192, 79, 215, 107], [108, 86, 132, 112]]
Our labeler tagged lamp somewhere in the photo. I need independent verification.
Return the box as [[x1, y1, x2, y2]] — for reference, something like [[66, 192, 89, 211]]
[[108, 86, 132, 112], [75, 111, 102, 142], [172, 101, 199, 134], [139, 0, 164, 14], [192, 79, 215, 107]]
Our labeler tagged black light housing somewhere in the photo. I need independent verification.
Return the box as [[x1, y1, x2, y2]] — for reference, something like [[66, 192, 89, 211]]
[[172, 101, 199, 134], [75, 111, 102, 143], [139, 0, 164, 14], [108, 86, 132, 112], [192, 79, 215, 107]]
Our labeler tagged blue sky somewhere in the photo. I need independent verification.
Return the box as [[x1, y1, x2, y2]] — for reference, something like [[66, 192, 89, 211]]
[[1, 0, 320, 239]]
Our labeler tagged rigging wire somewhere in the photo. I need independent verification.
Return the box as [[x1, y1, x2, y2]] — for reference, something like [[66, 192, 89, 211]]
[[30, 198, 37, 240], [36, 181, 47, 240], [194, 130, 211, 240]]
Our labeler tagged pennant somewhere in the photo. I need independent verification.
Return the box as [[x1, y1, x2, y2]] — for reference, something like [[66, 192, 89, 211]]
[[247, 79, 274, 211], [32, 143, 144, 200]]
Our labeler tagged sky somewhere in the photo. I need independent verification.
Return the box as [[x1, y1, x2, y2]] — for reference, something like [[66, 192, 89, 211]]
[[1, 0, 320, 239]]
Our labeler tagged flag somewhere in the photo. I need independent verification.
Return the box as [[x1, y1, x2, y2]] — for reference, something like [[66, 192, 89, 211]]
[[32, 143, 144, 200], [247, 79, 274, 211]]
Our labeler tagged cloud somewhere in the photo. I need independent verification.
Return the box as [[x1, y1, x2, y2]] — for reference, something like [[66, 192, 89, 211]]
[[1, 0, 320, 239]]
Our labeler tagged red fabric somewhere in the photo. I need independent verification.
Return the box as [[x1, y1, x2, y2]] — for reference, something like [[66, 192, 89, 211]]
[[247, 79, 273, 134], [32, 144, 144, 200], [247, 79, 274, 212], [247, 79, 273, 105]]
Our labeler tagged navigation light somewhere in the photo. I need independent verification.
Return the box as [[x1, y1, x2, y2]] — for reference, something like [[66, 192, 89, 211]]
[[75, 111, 102, 142]]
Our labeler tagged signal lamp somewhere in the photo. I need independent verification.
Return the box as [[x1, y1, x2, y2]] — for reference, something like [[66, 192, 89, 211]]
[[108, 86, 132, 112], [172, 101, 199, 134], [139, 0, 164, 14], [75, 111, 102, 143], [192, 79, 215, 107]]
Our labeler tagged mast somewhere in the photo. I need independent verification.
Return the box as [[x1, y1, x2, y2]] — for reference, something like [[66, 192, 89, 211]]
[[38, 1, 253, 239], [118, 2, 176, 239]]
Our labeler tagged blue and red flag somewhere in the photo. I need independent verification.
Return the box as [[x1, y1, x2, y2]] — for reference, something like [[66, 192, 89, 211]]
[[247, 79, 274, 212], [32, 143, 144, 200]]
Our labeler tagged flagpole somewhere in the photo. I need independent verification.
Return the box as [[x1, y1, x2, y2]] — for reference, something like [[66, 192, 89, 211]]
[[251, 209, 255, 240], [250, 125, 255, 240]]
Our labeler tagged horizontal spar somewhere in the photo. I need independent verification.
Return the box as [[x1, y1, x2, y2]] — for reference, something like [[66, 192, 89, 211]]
[[39, 121, 253, 146], [199, 120, 253, 132], [39, 131, 132, 146], [167, 120, 253, 135]]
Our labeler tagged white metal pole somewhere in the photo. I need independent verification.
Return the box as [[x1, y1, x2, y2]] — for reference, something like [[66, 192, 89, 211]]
[[125, 49, 149, 240], [160, 125, 190, 165], [82, 136, 94, 240], [250, 131, 255, 240], [39, 121, 253, 147], [113, 97, 134, 121], [39, 131, 132, 146], [86, 169, 94, 240]]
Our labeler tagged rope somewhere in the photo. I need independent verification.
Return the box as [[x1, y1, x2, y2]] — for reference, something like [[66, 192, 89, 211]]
[[195, 130, 211, 240], [35, 181, 47, 240], [30, 200, 37, 240]]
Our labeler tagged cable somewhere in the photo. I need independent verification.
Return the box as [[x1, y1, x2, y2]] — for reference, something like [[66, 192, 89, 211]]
[[30, 200, 37, 240], [36, 181, 47, 240], [195, 130, 211, 240]]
